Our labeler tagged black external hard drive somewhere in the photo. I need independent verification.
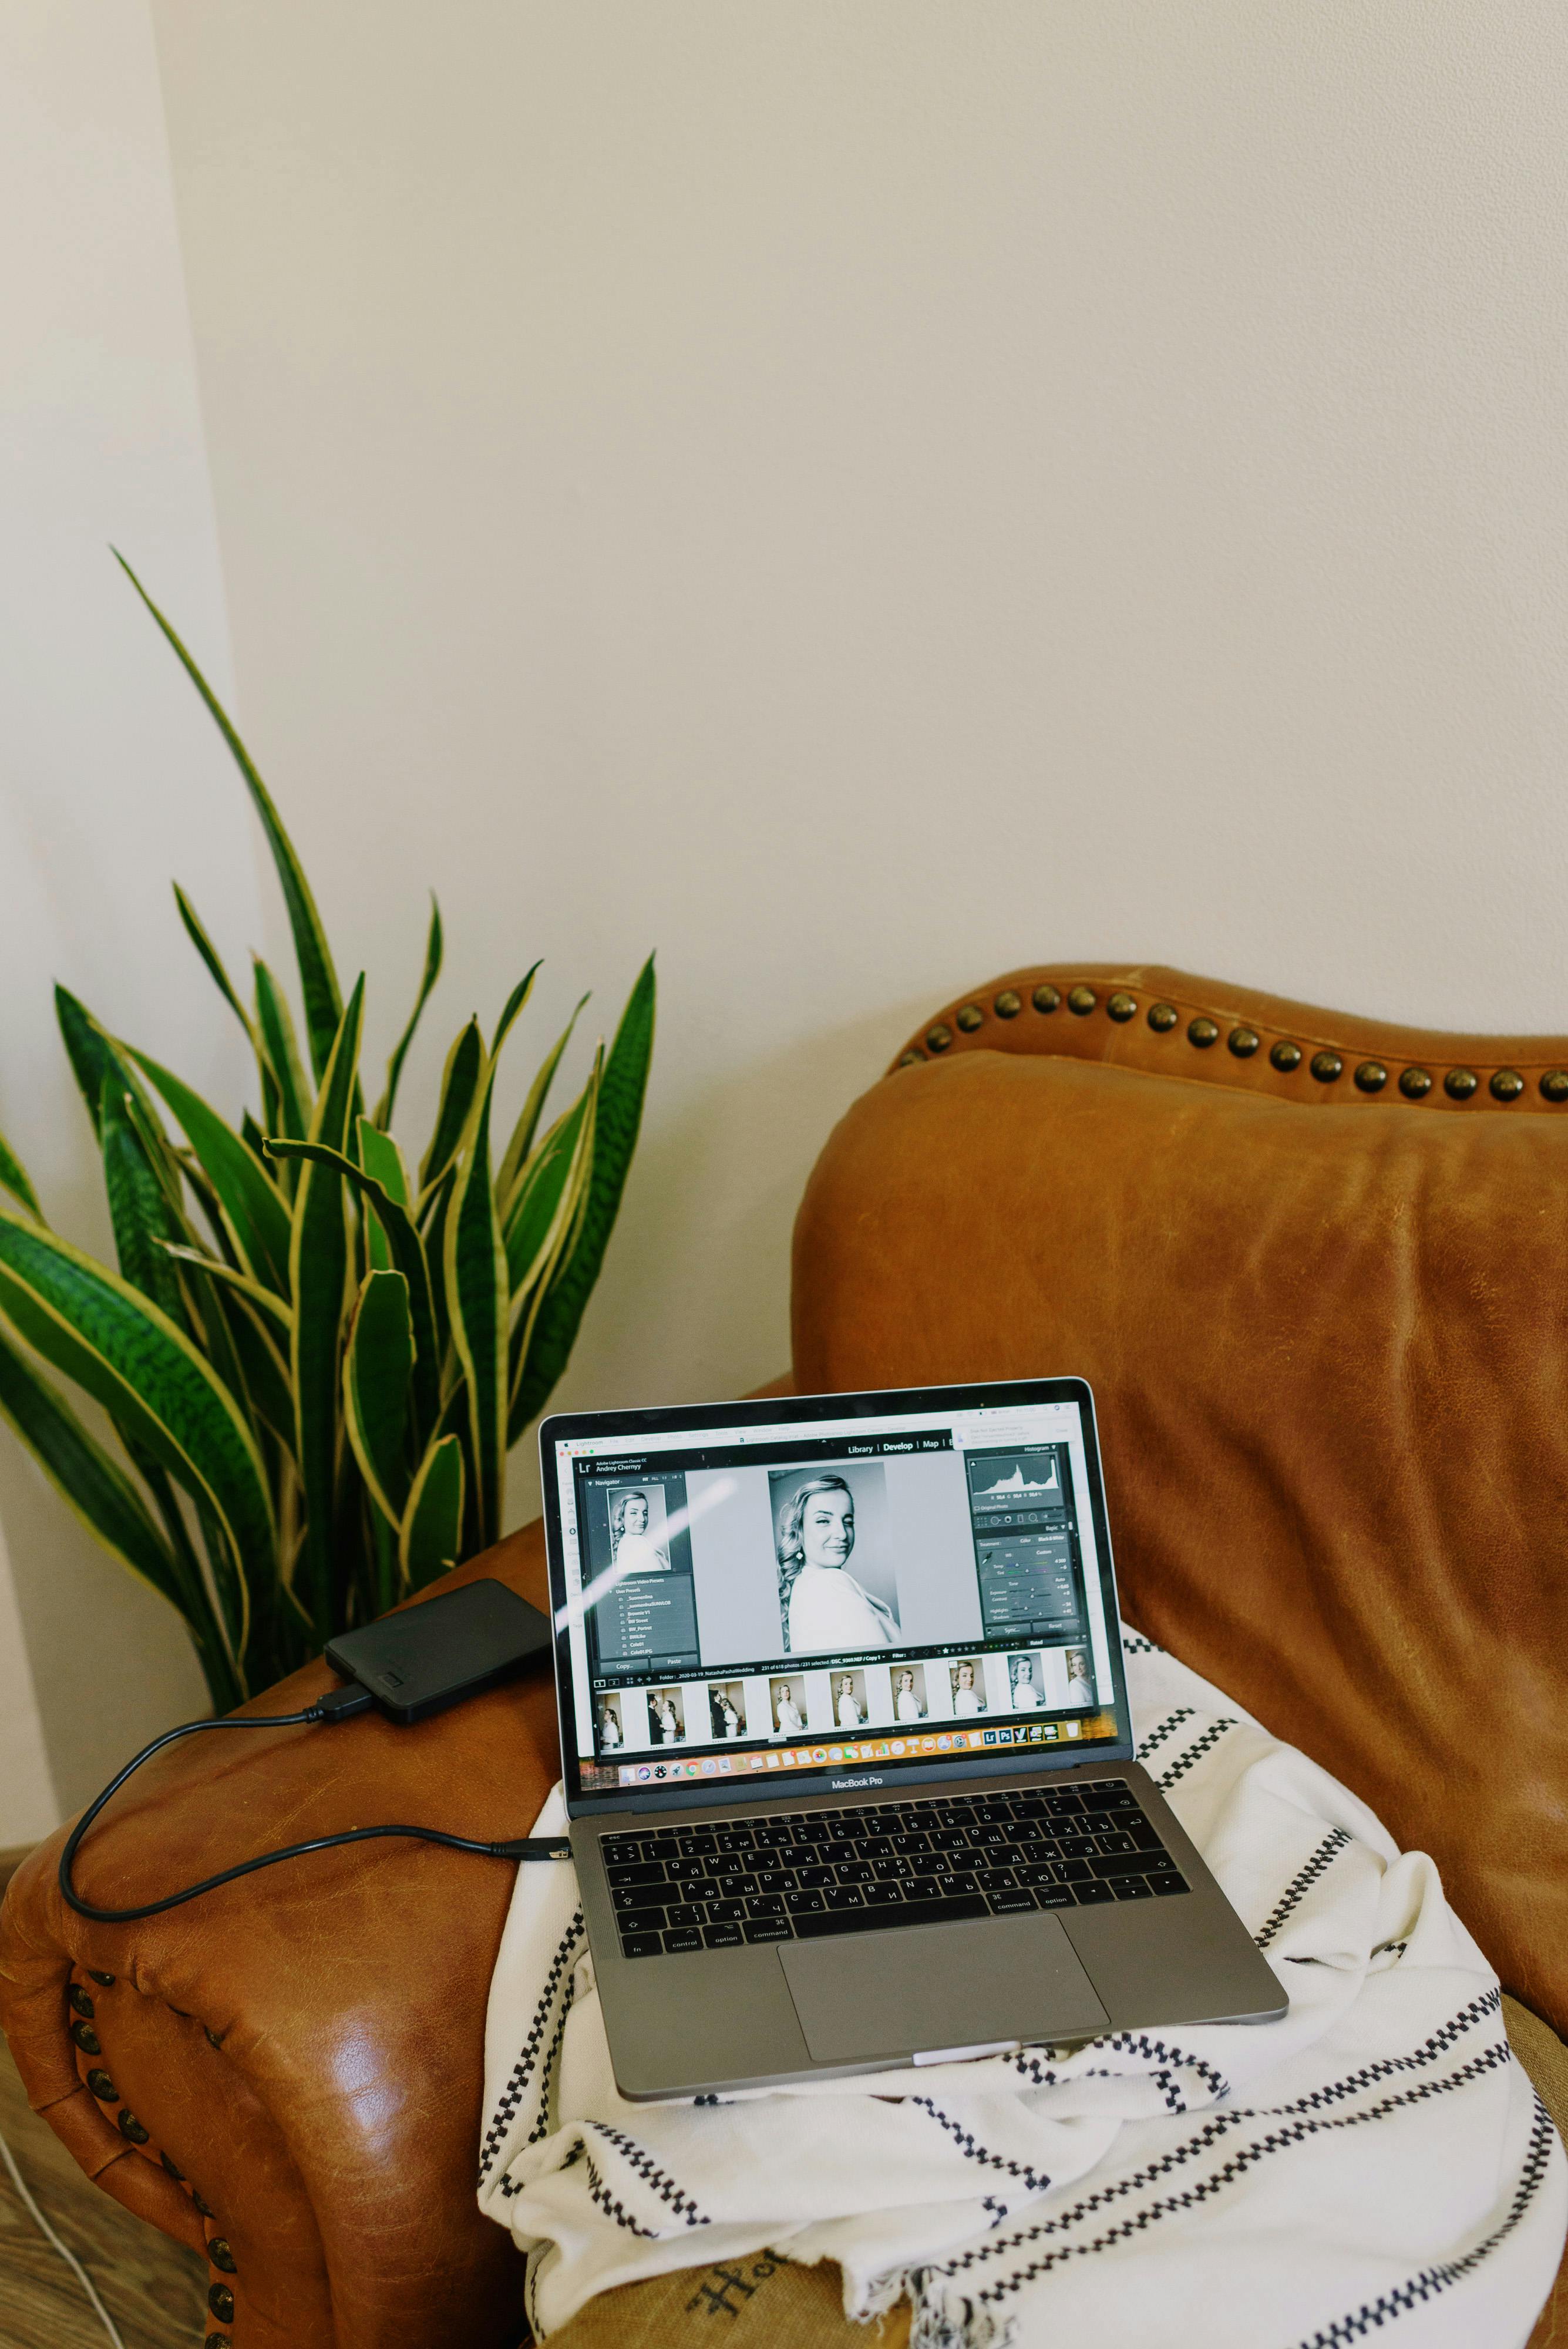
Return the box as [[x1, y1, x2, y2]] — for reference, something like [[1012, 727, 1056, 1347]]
[[324, 1578, 554, 1724]]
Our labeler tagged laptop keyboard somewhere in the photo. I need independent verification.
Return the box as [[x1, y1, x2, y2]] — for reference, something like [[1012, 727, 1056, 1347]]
[[601, 1779, 1189, 1958]]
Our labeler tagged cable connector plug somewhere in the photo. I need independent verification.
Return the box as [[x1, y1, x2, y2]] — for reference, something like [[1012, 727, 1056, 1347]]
[[490, 1836, 574, 1862], [305, 1684, 376, 1725]]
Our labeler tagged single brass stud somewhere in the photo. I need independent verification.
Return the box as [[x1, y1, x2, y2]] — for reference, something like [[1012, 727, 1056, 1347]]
[[993, 990, 1021, 1019], [1270, 1040, 1303, 1072], [955, 1004, 984, 1034], [117, 2108, 150, 2144], [925, 1024, 953, 1054], [1106, 992, 1138, 1022], [161, 2153, 186, 2182], [1187, 1018, 1219, 1049], [1067, 985, 1097, 1016], [68, 1986, 95, 2020], [1490, 1068, 1525, 1102], [1399, 1068, 1433, 1099], [1354, 1061, 1388, 1093], [205, 2337, 234, 2349], [1540, 1070, 1568, 1102], [86, 2069, 118, 2102], [1445, 1068, 1479, 1100], [897, 1051, 921, 1068], [1147, 1002, 1179, 1032], [71, 2021, 100, 2055], [1310, 1051, 1343, 1083], [1031, 983, 1061, 1014], [193, 2190, 216, 2217], [208, 2239, 238, 2275], [88, 1971, 115, 1989], [1227, 1027, 1260, 1058], [208, 2284, 235, 2326], [205, 2028, 224, 2051]]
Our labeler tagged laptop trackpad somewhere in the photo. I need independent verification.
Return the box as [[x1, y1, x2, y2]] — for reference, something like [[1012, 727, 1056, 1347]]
[[780, 1914, 1109, 2066]]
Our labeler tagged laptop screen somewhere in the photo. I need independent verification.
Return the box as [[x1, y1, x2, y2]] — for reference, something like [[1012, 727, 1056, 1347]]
[[541, 1378, 1133, 1810]]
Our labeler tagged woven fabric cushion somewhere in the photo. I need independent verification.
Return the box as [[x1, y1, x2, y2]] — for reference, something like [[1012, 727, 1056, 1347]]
[[792, 1031, 1568, 2040]]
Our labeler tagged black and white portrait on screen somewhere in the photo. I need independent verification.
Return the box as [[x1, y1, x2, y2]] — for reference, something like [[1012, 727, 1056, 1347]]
[[708, 1682, 746, 1740], [769, 1461, 901, 1653], [1007, 1653, 1042, 1709], [650, 1687, 686, 1743], [596, 1693, 624, 1752], [950, 1657, 985, 1716], [769, 1675, 806, 1736]]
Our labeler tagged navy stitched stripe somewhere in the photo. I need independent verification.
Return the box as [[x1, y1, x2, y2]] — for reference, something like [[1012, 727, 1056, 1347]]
[[1120, 1632, 1160, 1655], [1255, 1828, 1353, 1949], [1011, 2029, 1229, 2104], [910, 2098, 1055, 2197], [1135, 1707, 1195, 1762], [574, 2144, 659, 2239], [478, 1911, 585, 2183], [586, 2123, 712, 2230], [1293, 2098, 1556, 2347], [1156, 1717, 1238, 1788]]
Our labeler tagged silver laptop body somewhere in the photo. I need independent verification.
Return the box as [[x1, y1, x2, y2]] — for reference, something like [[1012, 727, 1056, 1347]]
[[541, 1377, 1284, 2099]]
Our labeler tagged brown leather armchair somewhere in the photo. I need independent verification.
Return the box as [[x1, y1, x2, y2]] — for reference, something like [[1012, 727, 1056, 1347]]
[[4, 963, 1567, 2348]]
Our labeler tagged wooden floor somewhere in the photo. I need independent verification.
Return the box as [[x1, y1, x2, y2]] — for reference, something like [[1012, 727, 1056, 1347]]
[[0, 1849, 208, 2348]]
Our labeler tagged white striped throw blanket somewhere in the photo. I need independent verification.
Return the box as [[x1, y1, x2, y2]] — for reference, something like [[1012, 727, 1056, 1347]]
[[478, 1632, 1566, 2345]]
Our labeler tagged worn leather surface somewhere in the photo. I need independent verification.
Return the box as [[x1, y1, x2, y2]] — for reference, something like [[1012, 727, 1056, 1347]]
[[797, 964, 1568, 2041]]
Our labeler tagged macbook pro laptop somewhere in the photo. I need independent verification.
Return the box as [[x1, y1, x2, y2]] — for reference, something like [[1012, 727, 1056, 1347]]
[[541, 1377, 1285, 2098]]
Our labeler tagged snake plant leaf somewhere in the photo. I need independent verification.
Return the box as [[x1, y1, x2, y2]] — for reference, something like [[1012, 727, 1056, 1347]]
[[55, 986, 143, 1143], [374, 895, 443, 1131], [419, 1018, 483, 1196], [356, 1119, 410, 1273], [506, 1064, 598, 1436], [0, 1126, 42, 1221], [399, 1430, 465, 1591], [219, 1288, 296, 1451], [0, 1207, 274, 1654], [115, 551, 345, 1084], [129, 1049, 292, 1297], [502, 1078, 591, 1301], [491, 961, 542, 1058], [265, 1137, 439, 1441], [0, 1322, 183, 1605], [158, 1243, 294, 1335], [496, 992, 588, 1211], [343, 1269, 414, 1527], [173, 885, 260, 1057], [100, 1081, 189, 1330], [253, 958, 311, 1146], [287, 975, 365, 1641], [444, 1065, 507, 1550], [509, 957, 653, 1436]]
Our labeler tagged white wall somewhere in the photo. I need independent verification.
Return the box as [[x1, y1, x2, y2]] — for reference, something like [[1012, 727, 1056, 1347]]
[[7, 4, 1568, 1820], [0, 0, 265, 1828]]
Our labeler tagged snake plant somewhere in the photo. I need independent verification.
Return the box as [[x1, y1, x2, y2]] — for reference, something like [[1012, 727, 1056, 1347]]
[[0, 557, 654, 1714]]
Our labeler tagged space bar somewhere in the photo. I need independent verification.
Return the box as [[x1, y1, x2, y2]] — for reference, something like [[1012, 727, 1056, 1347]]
[[793, 1895, 990, 1938]]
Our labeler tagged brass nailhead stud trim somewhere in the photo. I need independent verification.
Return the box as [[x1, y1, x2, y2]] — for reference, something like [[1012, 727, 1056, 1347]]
[[69, 1986, 95, 2019], [1540, 1070, 1568, 1102], [955, 1004, 984, 1033], [1106, 992, 1138, 1022], [993, 990, 1021, 1018], [86, 2069, 118, 2102], [1187, 1018, 1219, 1048], [1270, 1040, 1302, 1072], [205, 2028, 224, 2051], [1399, 1068, 1433, 1098], [208, 2239, 238, 2274], [1227, 1027, 1260, 1058], [1310, 1051, 1343, 1083], [1445, 1068, 1479, 1100], [88, 1971, 115, 1988], [1490, 1068, 1525, 1101], [161, 2153, 186, 2182], [208, 2284, 235, 2326], [193, 2190, 216, 2218], [897, 1051, 921, 1068], [926, 1024, 953, 1053], [1067, 985, 1097, 1015], [1032, 983, 1061, 1014], [1354, 1061, 1388, 1093], [117, 2108, 150, 2144], [1147, 1002, 1179, 1032], [206, 2337, 234, 2349], [71, 2021, 100, 2055]]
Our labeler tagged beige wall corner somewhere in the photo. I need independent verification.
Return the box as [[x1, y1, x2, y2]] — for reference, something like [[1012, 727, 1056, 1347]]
[[0, 1515, 58, 1847]]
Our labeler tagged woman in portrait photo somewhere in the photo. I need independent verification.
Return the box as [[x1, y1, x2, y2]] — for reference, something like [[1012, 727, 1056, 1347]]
[[1009, 1654, 1041, 1709], [951, 1658, 985, 1717], [1065, 1648, 1093, 1707], [894, 1667, 925, 1724], [772, 1680, 805, 1737], [598, 1698, 623, 1750], [709, 1685, 743, 1741], [610, 1488, 669, 1576], [650, 1688, 683, 1743], [836, 1672, 863, 1729], [776, 1475, 899, 1653]]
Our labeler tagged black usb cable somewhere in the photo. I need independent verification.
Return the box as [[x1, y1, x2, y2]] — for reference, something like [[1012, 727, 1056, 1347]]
[[59, 1683, 572, 1925]]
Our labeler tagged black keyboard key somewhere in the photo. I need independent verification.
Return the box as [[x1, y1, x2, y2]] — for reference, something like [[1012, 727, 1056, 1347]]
[[712, 1874, 759, 1900], [1075, 1882, 1115, 1904], [972, 1825, 1011, 1850], [798, 1865, 835, 1889], [662, 1927, 703, 1953], [745, 1919, 793, 1943], [1058, 1833, 1099, 1859], [833, 1863, 873, 1885], [607, 1862, 662, 1888], [716, 1830, 756, 1853], [1113, 1878, 1154, 1900], [616, 1906, 667, 1934], [785, 1889, 826, 1914], [892, 1832, 934, 1856], [931, 1828, 971, 1852], [933, 1872, 978, 1898], [855, 1837, 894, 1860], [975, 1867, 1017, 1892], [825, 1886, 866, 1910], [1083, 1788, 1138, 1812], [794, 1893, 988, 1939], [1092, 1852, 1152, 1879], [1151, 1875, 1190, 1896], [1012, 1862, 1058, 1887], [613, 1884, 660, 1912], [665, 1902, 708, 1928], [943, 1806, 977, 1825], [987, 1891, 1036, 1914], [620, 1931, 663, 1957], [677, 1835, 717, 1856], [905, 1876, 941, 1900], [746, 1894, 785, 1919], [1056, 1859, 1094, 1883], [1095, 1830, 1138, 1855], [703, 1923, 744, 1948], [863, 1882, 905, 1906], [755, 1826, 795, 1847], [1033, 1885, 1078, 1909], [705, 1899, 746, 1923], [1128, 1820, 1165, 1851]]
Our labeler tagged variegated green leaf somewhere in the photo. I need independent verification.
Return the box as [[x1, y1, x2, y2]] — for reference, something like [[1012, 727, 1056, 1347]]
[[343, 1270, 413, 1527], [506, 1062, 598, 1438], [288, 977, 365, 1641], [116, 551, 345, 1083], [158, 1243, 294, 1335], [374, 895, 443, 1130], [491, 961, 541, 1057], [496, 991, 588, 1209], [502, 1082, 591, 1298], [444, 1064, 506, 1550], [357, 1119, 410, 1272], [399, 1431, 465, 1591], [130, 1049, 292, 1296], [173, 885, 260, 1056], [253, 958, 311, 1146], [0, 1125, 42, 1221], [100, 1080, 188, 1329], [419, 1018, 483, 1196]]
